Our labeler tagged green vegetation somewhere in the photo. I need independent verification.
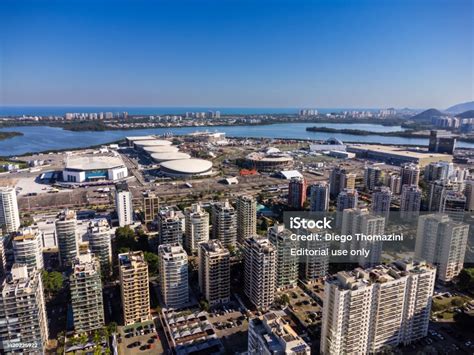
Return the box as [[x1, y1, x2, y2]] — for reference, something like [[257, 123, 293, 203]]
[[458, 268, 474, 292], [0, 131, 23, 141], [432, 295, 468, 313], [305, 126, 427, 138], [41, 270, 64, 297], [144, 252, 159, 276]]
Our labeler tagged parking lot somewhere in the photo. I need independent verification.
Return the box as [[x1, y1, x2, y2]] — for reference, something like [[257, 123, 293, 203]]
[[208, 307, 249, 353], [118, 322, 163, 354]]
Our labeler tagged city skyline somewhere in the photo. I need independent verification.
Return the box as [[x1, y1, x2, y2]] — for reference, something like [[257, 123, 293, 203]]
[[1, 0, 472, 108]]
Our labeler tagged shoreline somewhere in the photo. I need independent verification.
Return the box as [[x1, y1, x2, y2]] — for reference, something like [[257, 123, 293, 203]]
[[306, 126, 474, 144]]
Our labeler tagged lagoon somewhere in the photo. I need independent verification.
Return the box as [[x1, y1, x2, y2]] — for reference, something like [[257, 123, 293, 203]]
[[1, 123, 472, 156]]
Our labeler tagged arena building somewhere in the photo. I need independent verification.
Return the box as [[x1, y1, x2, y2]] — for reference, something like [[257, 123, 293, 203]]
[[63, 155, 128, 183], [125, 135, 156, 147], [143, 146, 180, 154], [245, 150, 293, 172], [160, 159, 213, 178], [150, 152, 191, 163], [134, 139, 173, 149]]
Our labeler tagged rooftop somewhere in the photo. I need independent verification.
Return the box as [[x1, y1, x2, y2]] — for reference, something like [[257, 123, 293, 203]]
[[65, 155, 125, 170]]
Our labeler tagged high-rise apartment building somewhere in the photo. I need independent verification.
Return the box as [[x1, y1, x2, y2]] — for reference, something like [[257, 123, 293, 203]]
[[244, 236, 276, 310], [385, 173, 402, 195], [424, 161, 454, 182], [400, 163, 420, 187], [55, 209, 79, 267], [212, 200, 237, 248], [0, 187, 20, 234], [184, 204, 209, 253], [158, 210, 183, 245], [115, 183, 133, 227], [363, 166, 383, 191], [0, 264, 49, 353], [143, 192, 159, 223], [336, 189, 358, 227], [465, 179, 474, 211], [371, 186, 392, 221], [158, 244, 189, 308], [198, 240, 230, 306], [70, 253, 104, 333], [248, 311, 311, 354], [309, 182, 330, 212], [288, 177, 307, 209], [12, 226, 44, 273], [428, 179, 455, 212], [268, 225, 298, 290], [415, 214, 469, 282], [86, 218, 112, 276], [330, 167, 356, 198], [321, 261, 436, 354], [400, 184, 422, 219], [341, 208, 385, 266], [440, 191, 466, 222], [119, 251, 151, 325], [236, 195, 257, 242]]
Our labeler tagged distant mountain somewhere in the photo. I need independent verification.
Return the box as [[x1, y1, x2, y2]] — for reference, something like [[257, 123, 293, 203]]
[[446, 101, 474, 113], [456, 110, 474, 118], [410, 108, 446, 120]]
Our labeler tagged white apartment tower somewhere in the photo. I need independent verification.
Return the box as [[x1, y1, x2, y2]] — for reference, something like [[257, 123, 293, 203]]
[[236, 195, 257, 243], [212, 200, 237, 248], [115, 183, 133, 227], [244, 236, 276, 310], [55, 209, 79, 267], [321, 261, 436, 354], [70, 253, 105, 333], [184, 204, 209, 253], [415, 214, 469, 282], [12, 226, 44, 273], [86, 218, 112, 276], [0, 187, 20, 234], [341, 208, 385, 266], [0, 264, 49, 353], [198, 240, 230, 306], [158, 244, 189, 308], [267, 225, 298, 290], [118, 251, 151, 325]]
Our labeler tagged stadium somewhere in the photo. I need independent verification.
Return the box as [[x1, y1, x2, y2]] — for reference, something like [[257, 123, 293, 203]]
[[160, 159, 213, 178], [62, 155, 128, 183], [245, 149, 294, 172]]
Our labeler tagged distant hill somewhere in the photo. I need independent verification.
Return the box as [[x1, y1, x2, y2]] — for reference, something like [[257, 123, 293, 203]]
[[456, 110, 474, 118], [410, 108, 446, 120], [446, 101, 474, 113]]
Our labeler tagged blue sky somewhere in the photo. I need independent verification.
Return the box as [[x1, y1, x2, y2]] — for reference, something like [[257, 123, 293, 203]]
[[0, 0, 472, 109]]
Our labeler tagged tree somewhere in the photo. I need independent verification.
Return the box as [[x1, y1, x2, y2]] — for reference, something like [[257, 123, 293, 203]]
[[107, 322, 118, 335], [199, 300, 210, 312], [136, 229, 150, 252], [144, 252, 159, 276], [458, 268, 474, 292], [115, 226, 136, 251], [42, 270, 64, 296]]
